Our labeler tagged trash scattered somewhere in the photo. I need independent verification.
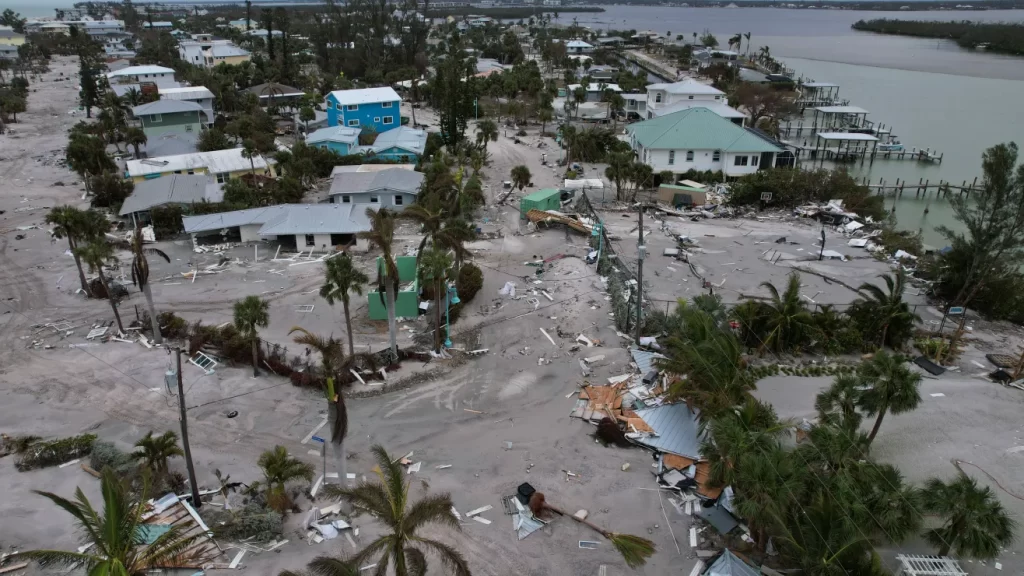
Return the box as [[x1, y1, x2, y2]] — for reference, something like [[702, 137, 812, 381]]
[[540, 328, 556, 346], [406, 462, 422, 474], [579, 541, 600, 549], [621, 463, 631, 471], [573, 509, 589, 520], [466, 505, 493, 517], [499, 281, 517, 298], [472, 516, 492, 525], [576, 334, 595, 347]]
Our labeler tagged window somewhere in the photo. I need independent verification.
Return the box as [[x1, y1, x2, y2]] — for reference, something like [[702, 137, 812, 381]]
[[151, 113, 162, 123], [216, 173, 227, 183], [668, 150, 675, 165], [326, 101, 333, 109], [686, 150, 694, 162], [394, 195, 404, 206], [185, 124, 193, 132], [714, 95, 722, 100], [382, 101, 393, 108], [688, 95, 694, 100], [713, 150, 721, 162], [346, 104, 358, 111], [374, 117, 381, 123], [347, 119, 360, 127], [173, 170, 182, 174], [383, 116, 394, 125], [734, 155, 749, 166], [341, 195, 351, 203], [400, 155, 410, 163], [654, 92, 662, 103], [187, 170, 195, 175], [305, 234, 316, 247], [751, 155, 759, 166], [369, 195, 379, 203]]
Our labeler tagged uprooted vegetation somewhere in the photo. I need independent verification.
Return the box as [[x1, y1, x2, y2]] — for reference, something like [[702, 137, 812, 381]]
[[12, 433, 96, 471]]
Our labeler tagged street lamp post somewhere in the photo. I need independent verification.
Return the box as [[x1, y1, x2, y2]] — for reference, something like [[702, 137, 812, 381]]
[[444, 284, 460, 348]]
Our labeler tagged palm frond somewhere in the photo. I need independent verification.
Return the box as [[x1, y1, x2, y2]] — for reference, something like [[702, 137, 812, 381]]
[[11, 549, 100, 568], [305, 554, 361, 576], [410, 538, 471, 576], [404, 547, 428, 576], [608, 533, 656, 569], [324, 482, 394, 525], [402, 493, 461, 535]]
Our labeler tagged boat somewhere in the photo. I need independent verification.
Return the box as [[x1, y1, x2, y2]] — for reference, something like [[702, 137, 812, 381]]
[[878, 139, 904, 152]]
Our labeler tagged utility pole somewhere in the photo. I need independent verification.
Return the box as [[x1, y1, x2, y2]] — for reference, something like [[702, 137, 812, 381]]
[[635, 202, 644, 343], [175, 348, 202, 508]]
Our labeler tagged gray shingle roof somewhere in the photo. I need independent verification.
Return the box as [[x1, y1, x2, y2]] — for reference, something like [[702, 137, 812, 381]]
[[704, 550, 759, 576], [632, 403, 705, 459], [132, 99, 204, 116], [328, 168, 424, 197], [119, 174, 213, 215]]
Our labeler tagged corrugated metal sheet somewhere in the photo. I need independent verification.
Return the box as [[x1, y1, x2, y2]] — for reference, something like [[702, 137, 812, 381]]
[[132, 99, 203, 115], [631, 348, 666, 375], [126, 148, 272, 178], [259, 204, 370, 235], [120, 174, 210, 215], [328, 168, 424, 197], [632, 403, 704, 459], [705, 550, 759, 576], [182, 206, 289, 234]]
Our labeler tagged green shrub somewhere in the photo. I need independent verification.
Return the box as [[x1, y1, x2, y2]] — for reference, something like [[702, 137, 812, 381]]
[[16, 434, 97, 471], [90, 440, 135, 475]]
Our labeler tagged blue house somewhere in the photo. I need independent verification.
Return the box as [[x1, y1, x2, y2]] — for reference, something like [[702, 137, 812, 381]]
[[326, 87, 402, 134], [306, 125, 360, 155], [358, 127, 427, 163]]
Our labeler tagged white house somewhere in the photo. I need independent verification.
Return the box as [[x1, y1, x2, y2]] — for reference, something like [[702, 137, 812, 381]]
[[626, 107, 784, 179], [158, 86, 216, 125], [106, 65, 177, 87], [182, 204, 370, 251], [565, 39, 593, 54], [645, 78, 746, 125]]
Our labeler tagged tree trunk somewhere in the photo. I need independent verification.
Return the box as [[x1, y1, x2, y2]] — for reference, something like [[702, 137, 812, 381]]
[[866, 405, 888, 445], [435, 281, 443, 352], [251, 337, 260, 377], [385, 280, 398, 362], [97, 270, 124, 332], [342, 298, 355, 357], [544, 503, 612, 539], [67, 236, 91, 294], [143, 283, 162, 344], [328, 400, 346, 484]]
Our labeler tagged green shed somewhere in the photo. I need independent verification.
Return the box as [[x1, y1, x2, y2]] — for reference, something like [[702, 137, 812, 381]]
[[367, 256, 421, 320], [520, 188, 562, 217]]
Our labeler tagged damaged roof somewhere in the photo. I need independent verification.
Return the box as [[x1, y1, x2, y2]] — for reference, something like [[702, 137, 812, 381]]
[[632, 402, 704, 460], [631, 348, 666, 375], [703, 549, 760, 576]]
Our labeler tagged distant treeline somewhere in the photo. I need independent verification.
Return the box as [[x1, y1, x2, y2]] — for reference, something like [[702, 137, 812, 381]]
[[852, 19, 1024, 55], [424, 6, 603, 19], [589, 0, 1024, 9]]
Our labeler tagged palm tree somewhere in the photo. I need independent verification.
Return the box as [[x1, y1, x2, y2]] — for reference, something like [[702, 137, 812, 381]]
[[758, 272, 814, 353], [538, 107, 553, 136], [325, 445, 469, 576], [124, 126, 147, 159], [131, 430, 184, 474], [46, 206, 103, 295], [814, 374, 863, 432], [855, 271, 920, 349], [857, 351, 921, 445], [729, 33, 742, 52], [921, 472, 1017, 559], [16, 469, 204, 573], [849, 462, 922, 544], [258, 446, 314, 513], [75, 238, 125, 333], [113, 225, 170, 344], [734, 445, 804, 551], [702, 396, 787, 489], [359, 208, 399, 361], [744, 32, 752, 56], [777, 492, 887, 576], [280, 556, 359, 576], [608, 93, 625, 129], [420, 248, 453, 352], [241, 138, 259, 179], [289, 327, 349, 483], [123, 86, 143, 106], [475, 118, 497, 152], [320, 254, 369, 356], [510, 164, 531, 191], [233, 295, 270, 377], [299, 106, 315, 135], [400, 198, 446, 266]]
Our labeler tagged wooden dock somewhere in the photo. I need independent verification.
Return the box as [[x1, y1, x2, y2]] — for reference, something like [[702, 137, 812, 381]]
[[862, 176, 982, 199]]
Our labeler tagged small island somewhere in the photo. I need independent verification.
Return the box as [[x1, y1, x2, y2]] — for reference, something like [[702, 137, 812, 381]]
[[852, 19, 1024, 56]]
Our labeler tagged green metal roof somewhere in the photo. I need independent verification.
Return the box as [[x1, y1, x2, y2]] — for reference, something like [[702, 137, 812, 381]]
[[628, 108, 783, 153], [523, 188, 561, 201]]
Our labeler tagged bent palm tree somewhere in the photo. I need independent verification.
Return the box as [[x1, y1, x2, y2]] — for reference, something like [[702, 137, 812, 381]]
[[856, 271, 920, 349], [320, 255, 369, 357], [359, 208, 399, 361], [324, 445, 470, 576], [131, 430, 184, 474], [759, 272, 814, 353], [921, 472, 1017, 559], [233, 295, 270, 377], [289, 327, 349, 482], [115, 225, 170, 344], [857, 351, 922, 445], [46, 205, 99, 295], [75, 238, 125, 333], [124, 127, 147, 159], [14, 468, 204, 574]]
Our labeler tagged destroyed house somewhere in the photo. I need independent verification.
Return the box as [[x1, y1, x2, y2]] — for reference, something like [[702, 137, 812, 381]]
[[182, 204, 370, 250]]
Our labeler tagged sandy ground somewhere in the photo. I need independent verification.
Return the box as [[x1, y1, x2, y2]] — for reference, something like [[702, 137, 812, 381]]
[[1, 58, 1024, 576]]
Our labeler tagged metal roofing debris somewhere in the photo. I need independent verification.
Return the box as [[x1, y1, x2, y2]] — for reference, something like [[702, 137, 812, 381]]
[[525, 209, 593, 235], [631, 403, 705, 460], [138, 492, 224, 568], [695, 501, 740, 536], [704, 549, 760, 576], [328, 86, 402, 106], [328, 168, 424, 197], [894, 554, 968, 576], [630, 347, 666, 375]]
